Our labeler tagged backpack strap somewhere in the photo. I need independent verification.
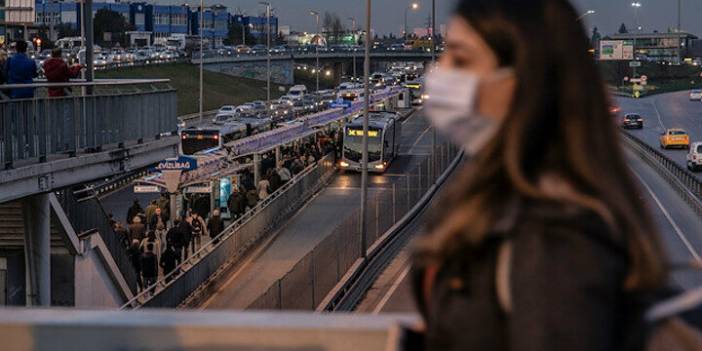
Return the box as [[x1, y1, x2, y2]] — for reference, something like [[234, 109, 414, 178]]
[[495, 239, 514, 314]]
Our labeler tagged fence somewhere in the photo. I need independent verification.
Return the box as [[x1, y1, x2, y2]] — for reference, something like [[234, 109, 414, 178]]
[[121, 154, 337, 309], [248, 141, 460, 310], [621, 131, 702, 219], [0, 79, 177, 169]]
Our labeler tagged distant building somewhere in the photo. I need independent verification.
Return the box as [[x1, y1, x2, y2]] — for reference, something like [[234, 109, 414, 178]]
[[231, 14, 278, 42], [607, 32, 698, 64]]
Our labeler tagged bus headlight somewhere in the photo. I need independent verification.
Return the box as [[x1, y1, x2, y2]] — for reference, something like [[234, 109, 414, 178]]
[[340, 161, 349, 168], [374, 164, 385, 170], [421, 94, 430, 100]]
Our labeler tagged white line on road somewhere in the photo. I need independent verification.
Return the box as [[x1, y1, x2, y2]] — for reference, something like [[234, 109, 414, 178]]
[[652, 97, 666, 131], [402, 106, 423, 125], [373, 265, 412, 314], [408, 126, 432, 154], [631, 168, 701, 261]]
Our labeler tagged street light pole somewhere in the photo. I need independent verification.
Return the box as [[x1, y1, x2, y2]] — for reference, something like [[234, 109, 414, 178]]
[[360, 0, 371, 259], [348, 17, 357, 81], [199, 0, 205, 124], [631, 2, 641, 74], [310, 11, 321, 91], [430, 0, 437, 180], [576, 9, 596, 22], [260, 2, 271, 105], [404, 3, 418, 40]]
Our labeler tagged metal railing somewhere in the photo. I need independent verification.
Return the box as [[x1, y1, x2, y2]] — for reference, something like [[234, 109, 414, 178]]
[[190, 49, 435, 64], [621, 131, 702, 219], [0, 79, 177, 169], [121, 154, 337, 309], [55, 188, 139, 294], [248, 141, 460, 311]]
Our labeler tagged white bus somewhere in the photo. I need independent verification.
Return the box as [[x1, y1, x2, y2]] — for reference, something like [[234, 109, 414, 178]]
[[340, 112, 402, 173]]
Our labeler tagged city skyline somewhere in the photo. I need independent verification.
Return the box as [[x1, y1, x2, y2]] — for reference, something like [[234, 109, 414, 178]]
[[154, 0, 702, 37]]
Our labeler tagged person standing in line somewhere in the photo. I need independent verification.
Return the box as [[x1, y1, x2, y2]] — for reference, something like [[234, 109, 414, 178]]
[[140, 231, 161, 262], [144, 200, 159, 226], [412, 0, 667, 350], [42, 48, 82, 97], [166, 219, 183, 266], [277, 164, 292, 184], [126, 199, 143, 225], [160, 245, 178, 282], [0, 49, 7, 84], [126, 239, 143, 291], [140, 243, 158, 294], [150, 207, 168, 249], [207, 209, 224, 244], [178, 216, 193, 260], [257, 173, 271, 200], [5, 40, 37, 99], [190, 212, 207, 252], [128, 216, 146, 242], [268, 167, 282, 192]]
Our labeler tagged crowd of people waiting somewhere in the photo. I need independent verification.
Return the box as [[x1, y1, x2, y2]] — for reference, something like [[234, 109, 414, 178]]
[[107, 134, 338, 295]]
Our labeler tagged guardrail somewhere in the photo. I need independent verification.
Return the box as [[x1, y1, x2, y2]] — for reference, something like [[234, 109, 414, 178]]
[[121, 153, 337, 309], [190, 50, 435, 64], [248, 141, 460, 311], [621, 131, 702, 219], [0, 79, 177, 170]]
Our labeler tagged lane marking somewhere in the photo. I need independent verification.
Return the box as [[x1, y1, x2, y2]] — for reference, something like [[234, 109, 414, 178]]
[[408, 126, 432, 153], [631, 168, 701, 261], [373, 265, 411, 314], [652, 97, 666, 131], [402, 106, 423, 125]]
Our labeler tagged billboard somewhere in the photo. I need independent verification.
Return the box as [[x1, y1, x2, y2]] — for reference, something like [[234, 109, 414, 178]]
[[5, 0, 34, 24], [599, 40, 635, 60]]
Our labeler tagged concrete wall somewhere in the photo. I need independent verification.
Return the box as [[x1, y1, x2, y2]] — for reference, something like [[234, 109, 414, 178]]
[[205, 60, 295, 85], [73, 237, 123, 308]]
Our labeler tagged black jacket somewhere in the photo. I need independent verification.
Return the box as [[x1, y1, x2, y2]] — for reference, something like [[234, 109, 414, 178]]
[[208, 216, 224, 239], [413, 200, 646, 351], [166, 226, 183, 248], [140, 252, 158, 278], [160, 248, 178, 275]]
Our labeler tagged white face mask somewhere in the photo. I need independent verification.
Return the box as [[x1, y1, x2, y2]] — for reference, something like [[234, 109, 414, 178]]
[[424, 67, 513, 155]]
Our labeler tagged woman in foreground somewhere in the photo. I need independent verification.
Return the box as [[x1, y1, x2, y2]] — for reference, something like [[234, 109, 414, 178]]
[[413, 0, 667, 350]]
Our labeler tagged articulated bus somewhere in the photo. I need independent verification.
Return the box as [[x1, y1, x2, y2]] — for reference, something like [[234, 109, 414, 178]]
[[179, 119, 271, 156], [340, 112, 402, 173]]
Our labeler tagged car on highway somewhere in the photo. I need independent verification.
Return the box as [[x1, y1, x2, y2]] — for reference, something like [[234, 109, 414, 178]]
[[218, 105, 238, 114], [212, 112, 236, 125], [690, 89, 702, 101], [251, 44, 268, 55], [687, 142, 702, 171], [235, 45, 251, 54], [621, 113, 644, 129], [660, 128, 690, 149]]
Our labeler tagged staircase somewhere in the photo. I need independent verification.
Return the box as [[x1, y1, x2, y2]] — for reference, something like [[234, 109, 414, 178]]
[[0, 201, 64, 249]]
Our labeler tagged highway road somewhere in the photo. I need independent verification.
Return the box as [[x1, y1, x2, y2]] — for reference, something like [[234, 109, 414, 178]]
[[359, 150, 702, 314], [201, 109, 438, 310], [616, 91, 702, 174]]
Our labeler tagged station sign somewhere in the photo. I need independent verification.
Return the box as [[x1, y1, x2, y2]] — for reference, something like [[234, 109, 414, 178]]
[[134, 185, 161, 193], [154, 156, 198, 172]]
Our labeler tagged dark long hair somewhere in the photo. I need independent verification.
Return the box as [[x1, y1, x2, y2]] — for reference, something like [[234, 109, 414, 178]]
[[419, 0, 666, 291]]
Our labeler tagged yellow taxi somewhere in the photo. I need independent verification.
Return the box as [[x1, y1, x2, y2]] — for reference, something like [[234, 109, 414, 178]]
[[660, 128, 690, 149]]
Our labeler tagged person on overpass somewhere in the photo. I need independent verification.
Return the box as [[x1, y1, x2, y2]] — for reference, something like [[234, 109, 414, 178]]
[[127, 199, 143, 225], [4, 40, 37, 99], [166, 219, 184, 266], [207, 209, 224, 244], [42, 48, 82, 97], [413, 0, 667, 350], [0, 49, 7, 85]]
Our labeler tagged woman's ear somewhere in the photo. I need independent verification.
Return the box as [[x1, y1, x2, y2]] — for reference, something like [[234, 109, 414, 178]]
[[478, 73, 517, 122]]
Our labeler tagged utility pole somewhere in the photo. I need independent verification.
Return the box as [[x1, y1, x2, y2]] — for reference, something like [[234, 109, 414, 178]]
[[260, 2, 271, 104], [199, 0, 205, 124], [310, 10, 321, 91], [430, 0, 437, 180], [348, 17, 357, 81], [360, 0, 371, 259]]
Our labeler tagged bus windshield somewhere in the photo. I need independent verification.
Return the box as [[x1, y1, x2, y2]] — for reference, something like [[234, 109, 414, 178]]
[[181, 130, 220, 155], [344, 127, 382, 162]]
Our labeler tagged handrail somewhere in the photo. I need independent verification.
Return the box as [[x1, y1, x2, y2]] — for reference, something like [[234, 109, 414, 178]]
[[0, 78, 171, 90]]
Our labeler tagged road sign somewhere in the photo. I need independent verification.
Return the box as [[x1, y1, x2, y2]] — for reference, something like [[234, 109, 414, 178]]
[[629, 61, 642, 67], [600, 40, 635, 60], [154, 156, 198, 172]]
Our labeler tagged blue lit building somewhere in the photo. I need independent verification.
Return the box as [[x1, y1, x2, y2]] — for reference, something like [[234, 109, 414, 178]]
[[152, 4, 189, 39], [231, 14, 278, 42], [190, 4, 228, 47]]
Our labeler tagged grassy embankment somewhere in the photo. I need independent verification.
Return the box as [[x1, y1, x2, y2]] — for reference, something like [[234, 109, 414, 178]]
[[599, 60, 702, 97], [96, 62, 288, 115]]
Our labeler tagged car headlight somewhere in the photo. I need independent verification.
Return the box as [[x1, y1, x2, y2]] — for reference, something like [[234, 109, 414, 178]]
[[340, 161, 349, 167]]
